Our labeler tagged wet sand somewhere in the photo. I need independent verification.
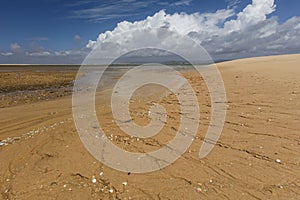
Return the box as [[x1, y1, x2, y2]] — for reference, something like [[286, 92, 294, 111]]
[[0, 54, 299, 199]]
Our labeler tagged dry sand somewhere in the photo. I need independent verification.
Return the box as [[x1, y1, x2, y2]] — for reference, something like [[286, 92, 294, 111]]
[[0, 54, 299, 199]]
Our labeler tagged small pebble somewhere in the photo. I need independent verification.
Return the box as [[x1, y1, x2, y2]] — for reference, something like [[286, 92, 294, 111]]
[[122, 182, 128, 186], [92, 176, 97, 183], [275, 159, 281, 163], [109, 189, 114, 193], [100, 172, 103, 176]]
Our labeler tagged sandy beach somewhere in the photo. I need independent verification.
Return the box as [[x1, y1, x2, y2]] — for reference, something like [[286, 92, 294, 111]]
[[0, 54, 299, 199]]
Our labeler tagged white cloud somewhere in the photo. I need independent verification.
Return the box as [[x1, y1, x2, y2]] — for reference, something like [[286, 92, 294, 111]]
[[69, 0, 149, 22], [26, 51, 51, 56], [74, 35, 81, 41], [86, 8, 234, 49], [0, 52, 14, 56], [86, 0, 300, 61], [172, 0, 193, 6], [1, 0, 299, 64], [10, 43, 21, 53], [54, 49, 88, 56], [0, 48, 89, 64], [73, 34, 84, 47], [224, 0, 276, 32], [68, 0, 195, 22], [226, 0, 242, 8]]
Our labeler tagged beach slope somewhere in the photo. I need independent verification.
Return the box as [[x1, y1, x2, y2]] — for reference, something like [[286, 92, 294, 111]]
[[0, 54, 299, 199]]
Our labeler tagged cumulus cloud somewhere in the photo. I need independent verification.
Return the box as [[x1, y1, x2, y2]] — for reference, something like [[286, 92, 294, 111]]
[[87, 0, 300, 61], [85, 8, 235, 63], [1, 0, 299, 64], [224, 0, 276, 32]]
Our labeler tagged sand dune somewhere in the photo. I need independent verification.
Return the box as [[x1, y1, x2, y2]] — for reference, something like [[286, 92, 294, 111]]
[[0, 54, 299, 199]]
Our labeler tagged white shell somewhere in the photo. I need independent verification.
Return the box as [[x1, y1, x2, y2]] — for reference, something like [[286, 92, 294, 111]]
[[92, 177, 97, 183]]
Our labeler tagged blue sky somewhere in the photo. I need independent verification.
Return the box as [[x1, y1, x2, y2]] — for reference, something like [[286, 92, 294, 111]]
[[0, 0, 299, 63]]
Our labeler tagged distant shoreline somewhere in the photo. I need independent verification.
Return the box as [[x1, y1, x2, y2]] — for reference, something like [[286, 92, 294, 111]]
[[0, 59, 230, 67]]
